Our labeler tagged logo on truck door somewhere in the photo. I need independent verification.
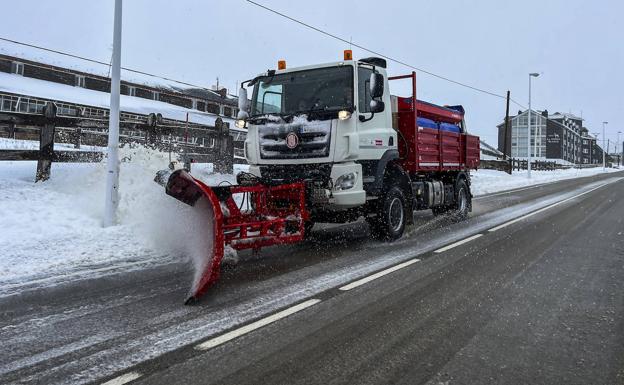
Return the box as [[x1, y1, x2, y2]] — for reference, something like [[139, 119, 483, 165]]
[[286, 132, 299, 149]]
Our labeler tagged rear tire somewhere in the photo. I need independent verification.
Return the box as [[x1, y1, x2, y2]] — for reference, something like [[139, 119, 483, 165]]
[[367, 185, 406, 241], [451, 179, 470, 221], [303, 220, 315, 239], [431, 179, 470, 220]]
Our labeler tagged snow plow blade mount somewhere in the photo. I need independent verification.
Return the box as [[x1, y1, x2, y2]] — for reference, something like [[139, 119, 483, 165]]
[[164, 169, 309, 304]]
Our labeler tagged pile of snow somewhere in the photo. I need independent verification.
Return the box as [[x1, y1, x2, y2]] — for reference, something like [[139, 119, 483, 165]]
[[471, 166, 621, 196], [0, 145, 247, 291]]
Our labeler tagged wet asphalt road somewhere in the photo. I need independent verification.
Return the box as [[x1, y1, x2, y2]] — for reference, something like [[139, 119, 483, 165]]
[[1, 171, 623, 384]]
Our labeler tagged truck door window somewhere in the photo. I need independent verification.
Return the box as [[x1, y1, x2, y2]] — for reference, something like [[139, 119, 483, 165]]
[[358, 67, 374, 113], [258, 84, 283, 114]]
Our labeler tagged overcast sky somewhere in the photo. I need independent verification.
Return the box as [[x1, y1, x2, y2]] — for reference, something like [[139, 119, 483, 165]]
[[1, 0, 622, 147]]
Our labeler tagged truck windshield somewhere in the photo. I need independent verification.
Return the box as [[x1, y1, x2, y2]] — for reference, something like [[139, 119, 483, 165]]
[[251, 66, 353, 117]]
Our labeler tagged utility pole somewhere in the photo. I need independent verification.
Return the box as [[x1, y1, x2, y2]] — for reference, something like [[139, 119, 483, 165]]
[[602, 121, 608, 171], [618, 131, 622, 166], [104, 0, 123, 227], [527, 73, 539, 178], [504, 90, 511, 174]]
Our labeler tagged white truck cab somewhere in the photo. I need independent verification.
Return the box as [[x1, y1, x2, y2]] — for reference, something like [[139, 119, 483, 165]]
[[238, 57, 396, 211]]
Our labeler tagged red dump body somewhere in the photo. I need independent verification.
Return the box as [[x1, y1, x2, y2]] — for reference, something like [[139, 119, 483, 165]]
[[389, 72, 480, 174]]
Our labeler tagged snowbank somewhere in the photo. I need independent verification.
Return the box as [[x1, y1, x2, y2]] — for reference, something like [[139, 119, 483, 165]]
[[0, 146, 246, 289], [471, 166, 622, 196]]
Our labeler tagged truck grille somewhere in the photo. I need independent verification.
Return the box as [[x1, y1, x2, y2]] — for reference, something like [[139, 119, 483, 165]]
[[259, 120, 332, 159]]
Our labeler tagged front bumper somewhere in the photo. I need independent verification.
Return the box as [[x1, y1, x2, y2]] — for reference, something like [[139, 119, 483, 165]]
[[248, 162, 366, 210]]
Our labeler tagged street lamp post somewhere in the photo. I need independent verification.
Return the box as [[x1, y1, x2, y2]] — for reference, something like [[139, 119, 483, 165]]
[[527, 73, 539, 178], [602, 121, 608, 171], [104, 0, 123, 227]]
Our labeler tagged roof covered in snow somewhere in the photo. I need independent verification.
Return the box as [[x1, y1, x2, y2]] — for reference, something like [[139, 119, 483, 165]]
[[0, 40, 239, 102], [548, 112, 583, 121], [0, 71, 235, 128]]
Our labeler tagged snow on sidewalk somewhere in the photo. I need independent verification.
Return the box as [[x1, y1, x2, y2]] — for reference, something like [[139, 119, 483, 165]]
[[0, 146, 245, 291], [471, 167, 622, 196]]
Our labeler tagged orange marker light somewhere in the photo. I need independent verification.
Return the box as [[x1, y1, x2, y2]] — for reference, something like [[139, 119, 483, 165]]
[[344, 50, 353, 60], [278, 60, 286, 70]]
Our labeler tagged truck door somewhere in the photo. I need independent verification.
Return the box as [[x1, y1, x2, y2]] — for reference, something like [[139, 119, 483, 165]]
[[356, 65, 395, 159]]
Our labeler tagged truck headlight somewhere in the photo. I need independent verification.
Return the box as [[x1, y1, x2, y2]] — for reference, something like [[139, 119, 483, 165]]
[[335, 172, 357, 191], [338, 110, 351, 120], [235, 119, 246, 129]]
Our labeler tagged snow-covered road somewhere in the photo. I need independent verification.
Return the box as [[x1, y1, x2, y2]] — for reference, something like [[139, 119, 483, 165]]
[[0, 170, 621, 384], [0, 143, 620, 293]]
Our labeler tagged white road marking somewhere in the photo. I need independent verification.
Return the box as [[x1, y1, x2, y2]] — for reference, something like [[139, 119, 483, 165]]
[[195, 299, 321, 351], [488, 182, 609, 232], [0, 260, 163, 295], [0, 332, 120, 376], [433, 234, 483, 253], [474, 184, 546, 199], [101, 372, 142, 385], [339, 258, 421, 291]]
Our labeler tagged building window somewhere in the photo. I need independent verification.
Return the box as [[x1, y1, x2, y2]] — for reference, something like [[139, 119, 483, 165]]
[[75, 75, 86, 88], [152, 91, 160, 101], [206, 103, 220, 114], [127, 86, 136, 97], [196, 101, 206, 111], [223, 106, 233, 117], [11, 61, 24, 76]]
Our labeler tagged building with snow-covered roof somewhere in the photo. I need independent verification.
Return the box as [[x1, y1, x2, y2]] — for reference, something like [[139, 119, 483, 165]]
[[0, 53, 239, 119]]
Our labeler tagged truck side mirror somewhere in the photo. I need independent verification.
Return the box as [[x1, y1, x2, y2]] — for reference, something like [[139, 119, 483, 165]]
[[237, 87, 249, 120], [370, 73, 384, 99], [370, 99, 385, 113]]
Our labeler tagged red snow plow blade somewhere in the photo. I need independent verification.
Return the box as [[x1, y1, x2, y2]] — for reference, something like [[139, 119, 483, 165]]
[[164, 169, 309, 304]]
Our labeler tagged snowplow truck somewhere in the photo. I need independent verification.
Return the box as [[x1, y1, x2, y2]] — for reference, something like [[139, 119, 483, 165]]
[[161, 52, 480, 303]]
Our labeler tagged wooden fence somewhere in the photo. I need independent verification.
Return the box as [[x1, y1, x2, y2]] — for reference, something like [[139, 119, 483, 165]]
[[479, 158, 601, 174], [0, 101, 234, 181]]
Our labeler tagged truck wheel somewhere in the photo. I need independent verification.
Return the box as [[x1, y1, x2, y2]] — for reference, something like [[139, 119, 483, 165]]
[[452, 179, 470, 221], [367, 185, 406, 241], [303, 220, 315, 239]]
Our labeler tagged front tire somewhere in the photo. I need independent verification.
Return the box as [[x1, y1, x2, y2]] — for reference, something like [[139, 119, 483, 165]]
[[367, 185, 406, 241]]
